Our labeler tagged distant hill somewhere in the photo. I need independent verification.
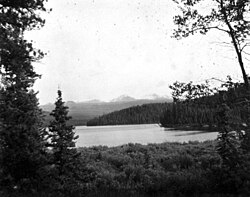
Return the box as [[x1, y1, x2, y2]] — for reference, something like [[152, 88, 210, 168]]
[[41, 95, 172, 126], [86, 103, 172, 126]]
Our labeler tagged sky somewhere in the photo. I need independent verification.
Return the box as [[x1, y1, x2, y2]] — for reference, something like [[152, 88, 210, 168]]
[[25, 0, 250, 105]]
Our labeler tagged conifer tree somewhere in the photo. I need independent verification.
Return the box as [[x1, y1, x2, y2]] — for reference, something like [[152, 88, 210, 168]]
[[0, 0, 49, 192], [48, 90, 79, 175], [217, 103, 241, 169]]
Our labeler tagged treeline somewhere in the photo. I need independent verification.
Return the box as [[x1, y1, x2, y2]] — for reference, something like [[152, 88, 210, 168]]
[[1, 0, 250, 196], [86, 80, 249, 130], [87, 98, 220, 128], [87, 103, 170, 126], [160, 80, 250, 129], [43, 111, 92, 126], [160, 102, 218, 128]]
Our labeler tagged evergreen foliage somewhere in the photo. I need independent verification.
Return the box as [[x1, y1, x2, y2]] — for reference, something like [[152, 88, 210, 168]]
[[160, 80, 221, 128], [0, 0, 49, 193], [48, 90, 79, 175], [87, 97, 220, 129], [166, 78, 250, 193], [46, 90, 81, 195], [1, 0, 249, 195], [87, 103, 169, 126], [216, 103, 241, 169], [160, 102, 218, 128]]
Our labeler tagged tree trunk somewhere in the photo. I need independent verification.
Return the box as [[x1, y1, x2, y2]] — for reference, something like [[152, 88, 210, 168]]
[[221, 0, 249, 89], [226, 18, 249, 89]]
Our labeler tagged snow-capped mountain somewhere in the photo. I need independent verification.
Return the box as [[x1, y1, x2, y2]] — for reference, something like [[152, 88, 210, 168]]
[[110, 95, 136, 102]]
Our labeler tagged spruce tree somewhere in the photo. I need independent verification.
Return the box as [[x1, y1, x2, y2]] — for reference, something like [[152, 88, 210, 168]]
[[0, 0, 49, 193], [48, 90, 79, 176]]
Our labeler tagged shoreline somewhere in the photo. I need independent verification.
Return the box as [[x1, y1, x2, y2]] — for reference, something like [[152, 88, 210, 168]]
[[161, 124, 218, 132]]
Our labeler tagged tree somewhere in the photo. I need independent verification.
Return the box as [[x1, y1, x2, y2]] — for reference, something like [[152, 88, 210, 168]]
[[172, 0, 250, 88], [0, 0, 49, 193], [168, 79, 250, 193], [48, 90, 79, 176], [217, 103, 241, 169]]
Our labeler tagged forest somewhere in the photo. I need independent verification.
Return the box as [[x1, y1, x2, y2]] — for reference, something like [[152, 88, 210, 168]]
[[86, 103, 170, 126], [1, 0, 250, 196], [86, 101, 219, 130], [87, 94, 218, 129], [160, 102, 218, 129], [87, 82, 249, 133]]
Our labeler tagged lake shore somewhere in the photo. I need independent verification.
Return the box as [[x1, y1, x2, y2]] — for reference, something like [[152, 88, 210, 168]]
[[162, 124, 218, 132]]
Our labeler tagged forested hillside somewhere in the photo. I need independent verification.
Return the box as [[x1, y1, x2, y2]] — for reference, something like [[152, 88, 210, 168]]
[[42, 110, 94, 126], [86, 94, 220, 127], [160, 102, 218, 129], [160, 81, 250, 129], [41, 98, 171, 126], [159, 91, 221, 128], [87, 103, 171, 126]]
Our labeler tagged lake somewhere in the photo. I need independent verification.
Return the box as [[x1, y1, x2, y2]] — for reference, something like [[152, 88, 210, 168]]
[[75, 124, 218, 147]]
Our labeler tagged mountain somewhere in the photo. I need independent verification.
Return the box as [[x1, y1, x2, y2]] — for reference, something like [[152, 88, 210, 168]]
[[83, 99, 103, 103], [41, 95, 172, 126], [110, 95, 136, 102]]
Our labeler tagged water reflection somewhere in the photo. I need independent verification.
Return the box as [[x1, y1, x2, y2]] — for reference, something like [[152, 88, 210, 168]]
[[174, 131, 208, 136]]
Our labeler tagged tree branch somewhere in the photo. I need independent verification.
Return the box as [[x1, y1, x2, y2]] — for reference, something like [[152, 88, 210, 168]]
[[240, 43, 250, 52], [242, 51, 250, 56], [208, 26, 229, 33], [244, 57, 250, 62], [188, 26, 229, 35]]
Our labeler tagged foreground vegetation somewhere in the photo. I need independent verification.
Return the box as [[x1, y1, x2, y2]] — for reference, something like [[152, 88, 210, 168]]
[[3, 140, 250, 197], [1, 0, 250, 196], [77, 141, 224, 196], [79, 141, 250, 197]]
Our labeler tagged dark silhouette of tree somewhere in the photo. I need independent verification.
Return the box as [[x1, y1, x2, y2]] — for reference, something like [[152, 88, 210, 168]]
[[48, 90, 79, 176], [172, 0, 250, 88], [0, 0, 49, 193], [217, 103, 241, 168], [168, 78, 250, 192]]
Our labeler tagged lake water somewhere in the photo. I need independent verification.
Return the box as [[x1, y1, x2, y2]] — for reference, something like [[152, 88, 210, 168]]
[[75, 124, 218, 147]]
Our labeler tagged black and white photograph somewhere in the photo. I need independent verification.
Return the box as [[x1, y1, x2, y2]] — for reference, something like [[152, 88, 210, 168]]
[[0, 0, 250, 196]]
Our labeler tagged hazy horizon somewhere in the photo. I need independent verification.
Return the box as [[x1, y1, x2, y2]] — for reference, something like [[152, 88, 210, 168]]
[[25, 0, 249, 105], [40, 93, 172, 105]]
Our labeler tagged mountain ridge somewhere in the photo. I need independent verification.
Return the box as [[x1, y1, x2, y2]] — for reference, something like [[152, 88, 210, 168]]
[[42, 94, 171, 106], [41, 95, 172, 126], [110, 95, 136, 103]]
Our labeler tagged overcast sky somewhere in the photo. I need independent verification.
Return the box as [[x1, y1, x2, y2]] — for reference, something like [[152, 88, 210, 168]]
[[25, 0, 249, 104]]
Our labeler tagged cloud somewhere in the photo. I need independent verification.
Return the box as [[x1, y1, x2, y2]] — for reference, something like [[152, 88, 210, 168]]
[[156, 80, 166, 87], [29, 0, 245, 104]]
